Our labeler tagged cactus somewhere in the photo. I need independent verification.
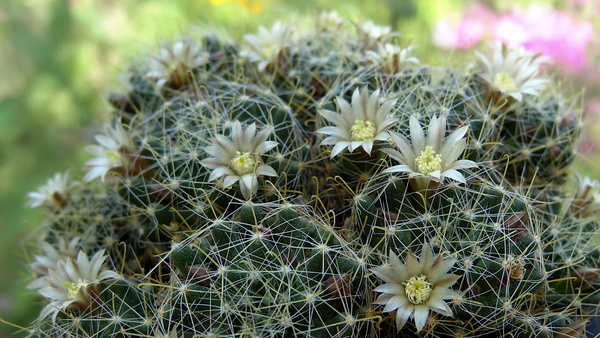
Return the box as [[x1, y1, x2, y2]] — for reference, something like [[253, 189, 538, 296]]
[[25, 13, 599, 338]]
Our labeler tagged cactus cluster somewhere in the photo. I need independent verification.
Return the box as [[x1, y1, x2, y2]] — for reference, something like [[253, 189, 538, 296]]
[[26, 13, 599, 338]]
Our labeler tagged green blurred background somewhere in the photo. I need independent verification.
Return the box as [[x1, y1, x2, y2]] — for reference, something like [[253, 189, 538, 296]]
[[1, 0, 598, 336]]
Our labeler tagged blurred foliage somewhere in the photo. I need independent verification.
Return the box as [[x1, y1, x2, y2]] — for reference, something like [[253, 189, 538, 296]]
[[0, 0, 592, 336]]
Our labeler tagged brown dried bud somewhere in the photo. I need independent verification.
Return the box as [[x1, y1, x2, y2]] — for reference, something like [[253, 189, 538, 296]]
[[168, 63, 193, 89], [506, 259, 526, 282], [253, 224, 272, 241], [503, 211, 529, 241], [322, 273, 352, 301], [148, 184, 174, 204], [51, 191, 70, 210], [572, 267, 600, 290], [188, 265, 216, 286], [108, 93, 137, 114], [555, 319, 588, 338], [281, 249, 298, 269], [309, 74, 327, 99]]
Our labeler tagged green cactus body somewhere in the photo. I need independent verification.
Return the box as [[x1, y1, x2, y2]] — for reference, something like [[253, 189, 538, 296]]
[[25, 13, 599, 338]]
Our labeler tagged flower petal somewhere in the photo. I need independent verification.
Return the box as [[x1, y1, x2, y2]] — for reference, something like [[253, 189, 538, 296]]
[[383, 294, 408, 313], [413, 305, 430, 332], [409, 116, 425, 154], [426, 115, 444, 152], [383, 164, 414, 175], [256, 164, 278, 177], [439, 126, 468, 161], [374, 283, 404, 295], [395, 304, 414, 331], [362, 141, 374, 155], [330, 141, 350, 158], [441, 169, 466, 183], [255, 140, 278, 154]]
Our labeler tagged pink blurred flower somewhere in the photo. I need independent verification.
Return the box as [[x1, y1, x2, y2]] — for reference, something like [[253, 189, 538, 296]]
[[495, 5, 594, 72], [577, 137, 596, 156], [433, 2, 497, 49], [433, 2, 594, 73], [577, 99, 600, 156], [585, 99, 600, 118], [433, 18, 485, 49]]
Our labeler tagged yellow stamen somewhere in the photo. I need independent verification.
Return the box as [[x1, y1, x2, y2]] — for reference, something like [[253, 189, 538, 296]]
[[230, 151, 255, 176], [493, 72, 519, 93], [415, 146, 442, 174], [403, 274, 432, 305], [65, 279, 90, 300], [104, 150, 121, 164], [350, 120, 376, 142]]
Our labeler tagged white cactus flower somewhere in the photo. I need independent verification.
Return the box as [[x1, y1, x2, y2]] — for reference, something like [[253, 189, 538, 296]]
[[146, 37, 209, 90], [200, 121, 278, 200], [317, 86, 399, 158], [476, 43, 549, 101], [37, 249, 120, 322], [371, 243, 461, 333], [315, 11, 345, 33], [27, 171, 74, 209], [83, 121, 139, 182], [383, 114, 477, 191], [241, 22, 294, 72], [356, 20, 398, 50], [366, 43, 420, 74], [28, 237, 80, 290], [570, 174, 600, 218]]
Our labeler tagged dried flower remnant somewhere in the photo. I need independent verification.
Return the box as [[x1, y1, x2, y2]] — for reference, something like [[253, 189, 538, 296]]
[[502, 256, 527, 283]]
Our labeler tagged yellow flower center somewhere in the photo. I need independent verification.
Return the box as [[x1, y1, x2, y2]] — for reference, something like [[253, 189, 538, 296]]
[[403, 274, 432, 305], [104, 150, 121, 164], [171, 61, 190, 75], [230, 151, 255, 176], [262, 44, 279, 58], [493, 72, 519, 93], [415, 146, 442, 174], [350, 120, 376, 142], [65, 279, 90, 300]]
